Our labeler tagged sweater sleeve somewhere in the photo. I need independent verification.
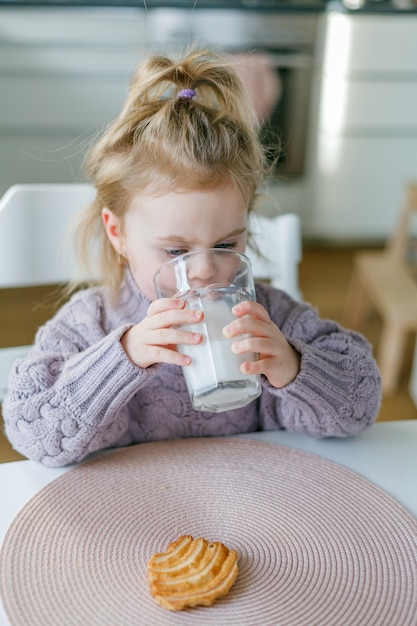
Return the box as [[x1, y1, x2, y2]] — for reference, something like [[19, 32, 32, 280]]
[[2, 290, 155, 466], [256, 283, 382, 438]]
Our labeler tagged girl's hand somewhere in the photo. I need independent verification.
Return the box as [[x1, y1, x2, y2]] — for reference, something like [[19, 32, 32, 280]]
[[223, 301, 300, 389], [120, 298, 203, 369]]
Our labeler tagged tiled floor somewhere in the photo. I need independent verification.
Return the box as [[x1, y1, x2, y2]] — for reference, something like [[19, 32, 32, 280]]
[[1, 246, 416, 463]]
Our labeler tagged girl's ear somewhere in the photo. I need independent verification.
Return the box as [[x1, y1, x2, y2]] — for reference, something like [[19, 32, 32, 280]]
[[102, 208, 124, 254]]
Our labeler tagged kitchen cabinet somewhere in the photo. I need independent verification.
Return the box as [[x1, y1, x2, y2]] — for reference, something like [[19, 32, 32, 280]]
[[1, 7, 417, 245], [0, 7, 146, 196], [303, 11, 417, 242]]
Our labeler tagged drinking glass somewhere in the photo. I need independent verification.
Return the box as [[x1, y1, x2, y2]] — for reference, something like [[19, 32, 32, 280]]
[[153, 249, 262, 412]]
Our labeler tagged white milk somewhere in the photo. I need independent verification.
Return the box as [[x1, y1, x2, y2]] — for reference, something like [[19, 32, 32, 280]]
[[178, 295, 261, 412]]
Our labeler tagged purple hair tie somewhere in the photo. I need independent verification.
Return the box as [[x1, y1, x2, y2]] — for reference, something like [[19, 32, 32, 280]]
[[177, 88, 196, 100]]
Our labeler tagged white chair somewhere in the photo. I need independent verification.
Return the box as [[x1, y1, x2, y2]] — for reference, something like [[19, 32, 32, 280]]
[[0, 183, 302, 402], [0, 183, 95, 288], [246, 212, 302, 301], [0, 183, 95, 402]]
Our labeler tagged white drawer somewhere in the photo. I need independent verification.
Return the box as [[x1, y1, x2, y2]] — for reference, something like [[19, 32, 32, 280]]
[[322, 13, 417, 75], [0, 74, 128, 129], [308, 134, 417, 240], [0, 44, 141, 76], [319, 78, 417, 131], [0, 7, 147, 45]]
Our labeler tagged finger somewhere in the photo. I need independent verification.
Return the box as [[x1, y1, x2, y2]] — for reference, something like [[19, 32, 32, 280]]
[[147, 298, 185, 316], [239, 358, 277, 380], [223, 315, 274, 340], [147, 345, 193, 368], [231, 300, 271, 322], [239, 359, 259, 376], [150, 327, 203, 347], [149, 307, 204, 330], [232, 336, 278, 357]]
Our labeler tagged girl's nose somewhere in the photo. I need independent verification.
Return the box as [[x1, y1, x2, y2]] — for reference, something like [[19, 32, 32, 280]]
[[187, 251, 218, 287]]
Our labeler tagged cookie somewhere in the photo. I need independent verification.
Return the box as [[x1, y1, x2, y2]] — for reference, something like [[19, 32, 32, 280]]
[[147, 535, 238, 611]]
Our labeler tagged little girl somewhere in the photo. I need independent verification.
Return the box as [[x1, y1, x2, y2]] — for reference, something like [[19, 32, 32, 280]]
[[3, 49, 381, 467]]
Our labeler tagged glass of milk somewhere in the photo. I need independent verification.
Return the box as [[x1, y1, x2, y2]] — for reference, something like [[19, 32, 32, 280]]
[[153, 249, 262, 412]]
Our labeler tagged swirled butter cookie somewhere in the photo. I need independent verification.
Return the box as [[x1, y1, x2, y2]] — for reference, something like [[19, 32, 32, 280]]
[[147, 535, 238, 611]]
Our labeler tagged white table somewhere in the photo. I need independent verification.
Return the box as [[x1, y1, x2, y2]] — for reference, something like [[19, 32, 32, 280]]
[[1, 421, 417, 626]]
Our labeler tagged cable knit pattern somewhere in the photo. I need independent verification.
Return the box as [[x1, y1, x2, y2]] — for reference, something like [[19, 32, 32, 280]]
[[3, 270, 381, 466]]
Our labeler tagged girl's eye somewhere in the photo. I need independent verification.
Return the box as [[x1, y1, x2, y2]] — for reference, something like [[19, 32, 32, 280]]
[[214, 242, 237, 250], [166, 248, 188, 257], [164, 242, 237, 258]]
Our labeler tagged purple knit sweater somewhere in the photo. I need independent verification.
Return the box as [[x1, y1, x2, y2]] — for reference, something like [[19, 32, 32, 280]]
[[3, 269, 381, 467]]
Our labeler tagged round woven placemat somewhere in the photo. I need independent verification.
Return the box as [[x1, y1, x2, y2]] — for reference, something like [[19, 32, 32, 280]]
[[1, 438, 417, 626]]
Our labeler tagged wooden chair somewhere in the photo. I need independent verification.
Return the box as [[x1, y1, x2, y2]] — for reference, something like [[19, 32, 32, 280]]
[[0, 183, 302, 402], [343, 182, 417, 395]]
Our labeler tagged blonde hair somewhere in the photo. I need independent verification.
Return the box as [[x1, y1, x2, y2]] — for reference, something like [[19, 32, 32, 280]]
[[74, 47, 272, 299]]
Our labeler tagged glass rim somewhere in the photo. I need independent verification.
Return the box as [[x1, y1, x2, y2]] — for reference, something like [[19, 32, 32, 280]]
[[153, 248, 251, 282]]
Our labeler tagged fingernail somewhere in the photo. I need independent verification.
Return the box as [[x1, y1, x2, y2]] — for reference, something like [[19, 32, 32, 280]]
[[231, 342, 240, 353], [193, 333, 201, 342]]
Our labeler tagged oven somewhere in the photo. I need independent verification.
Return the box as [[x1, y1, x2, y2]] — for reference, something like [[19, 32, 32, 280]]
[[146, 7, 320, 179]]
